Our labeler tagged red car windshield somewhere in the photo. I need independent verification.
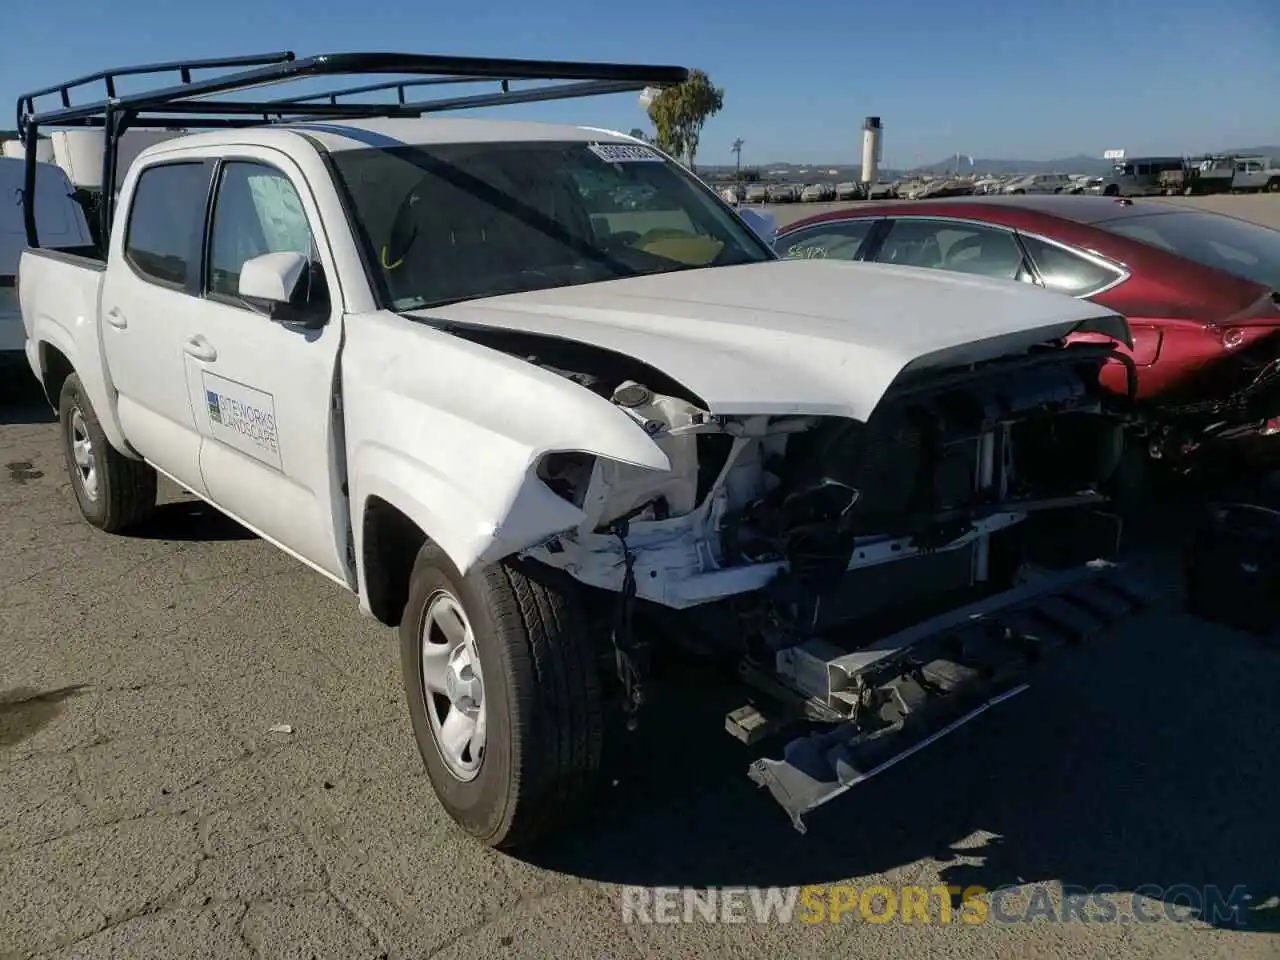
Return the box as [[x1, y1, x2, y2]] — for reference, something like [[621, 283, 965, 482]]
[[1098, 210, 1280, 292]]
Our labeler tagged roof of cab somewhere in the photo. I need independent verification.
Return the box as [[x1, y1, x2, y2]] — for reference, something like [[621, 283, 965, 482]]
[[274, 116, 637, 152], [131, 116, 640, 163]]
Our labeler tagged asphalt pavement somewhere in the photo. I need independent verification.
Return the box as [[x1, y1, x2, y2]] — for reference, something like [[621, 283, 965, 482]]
[[3, 195, 1280, 959]]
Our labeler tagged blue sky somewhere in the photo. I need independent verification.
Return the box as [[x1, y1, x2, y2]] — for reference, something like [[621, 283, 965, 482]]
[[3, 0, 1277, 168]]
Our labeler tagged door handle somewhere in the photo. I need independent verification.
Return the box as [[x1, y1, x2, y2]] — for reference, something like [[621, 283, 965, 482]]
[[182, 336, 217, 363], [104, 308, 127, 329]]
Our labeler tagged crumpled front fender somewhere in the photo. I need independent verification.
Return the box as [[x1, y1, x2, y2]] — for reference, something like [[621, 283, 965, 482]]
[[344, 312, 673, 586]]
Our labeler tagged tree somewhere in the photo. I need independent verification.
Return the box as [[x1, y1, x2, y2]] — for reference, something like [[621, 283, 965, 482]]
[[627, 128, 651, 145], [646, 69, 724, 172]]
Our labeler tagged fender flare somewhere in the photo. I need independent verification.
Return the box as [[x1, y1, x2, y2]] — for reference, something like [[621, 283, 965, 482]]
[[349, 443, 593, 613], [32, 318, 131, 454]]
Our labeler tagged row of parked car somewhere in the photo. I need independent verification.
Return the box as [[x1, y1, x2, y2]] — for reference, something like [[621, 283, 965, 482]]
[[719, 173, 1102, 206], [718, 180, 896, 204], [723, 157, 1280, 209]]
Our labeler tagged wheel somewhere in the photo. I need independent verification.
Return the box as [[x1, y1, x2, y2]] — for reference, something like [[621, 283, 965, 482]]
[[399, 543, 604, 849], [58, 373, 157, 533], [1268, 178, 1280, 193], [1104, 185, 1119, 197]]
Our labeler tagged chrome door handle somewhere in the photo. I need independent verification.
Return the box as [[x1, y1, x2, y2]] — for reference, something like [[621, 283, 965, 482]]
[[182, 336, 217, 362], [104, 308, 127, 329]]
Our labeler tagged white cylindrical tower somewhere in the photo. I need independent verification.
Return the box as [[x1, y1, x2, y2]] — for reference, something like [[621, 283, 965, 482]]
[[861, 116, 883, 187]]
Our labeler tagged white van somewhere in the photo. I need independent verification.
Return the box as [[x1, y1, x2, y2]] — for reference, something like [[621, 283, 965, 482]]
[[1, 155, 95, 355]]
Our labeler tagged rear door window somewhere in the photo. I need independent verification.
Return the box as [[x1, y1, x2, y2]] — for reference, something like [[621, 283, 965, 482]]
[[124, 162, 210, 287]]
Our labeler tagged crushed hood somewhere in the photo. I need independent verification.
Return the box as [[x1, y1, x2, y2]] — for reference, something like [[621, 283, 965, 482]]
[[411, 259, 1130, 421]]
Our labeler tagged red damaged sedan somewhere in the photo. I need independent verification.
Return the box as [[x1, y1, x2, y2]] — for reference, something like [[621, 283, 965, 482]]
[[774, 196, 1280, 464]]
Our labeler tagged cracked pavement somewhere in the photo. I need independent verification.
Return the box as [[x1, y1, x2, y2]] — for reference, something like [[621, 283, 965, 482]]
[[3, 197, 1280, 960]]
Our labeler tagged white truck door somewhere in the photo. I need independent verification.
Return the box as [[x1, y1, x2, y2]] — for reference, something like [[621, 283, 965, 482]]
[[99, 159, 215, 495], [181, 153, 348, 581]]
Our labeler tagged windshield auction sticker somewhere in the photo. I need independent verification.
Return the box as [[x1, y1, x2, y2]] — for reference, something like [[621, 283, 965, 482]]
[[202, 371, 283, 470], [588, 142, 664, 163]]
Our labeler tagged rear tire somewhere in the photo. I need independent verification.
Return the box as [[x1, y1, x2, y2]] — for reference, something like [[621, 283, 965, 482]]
[[58, 373, 157, 533], [399, 543, 604, 849]]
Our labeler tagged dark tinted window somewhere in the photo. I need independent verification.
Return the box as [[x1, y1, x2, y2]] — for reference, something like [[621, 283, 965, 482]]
[[874, 219, 1032, 281], [124, 162, 208, 286], [1021, 235, 1123, 296], [328, 140, 770, 311], [208, 161, 322, 303], [1100, 211, 1280, 290], [775, 220, 876, 260]]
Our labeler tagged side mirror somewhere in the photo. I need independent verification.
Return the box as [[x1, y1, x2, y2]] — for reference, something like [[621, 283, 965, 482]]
[[738, 208, 778, 246], [238, 251, 309, 304]]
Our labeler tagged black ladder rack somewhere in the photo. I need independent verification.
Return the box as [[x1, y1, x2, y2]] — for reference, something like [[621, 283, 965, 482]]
[[16, 50, 688, 246]]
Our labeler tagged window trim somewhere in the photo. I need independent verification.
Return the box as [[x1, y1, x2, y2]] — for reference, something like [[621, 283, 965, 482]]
[[122, 159, 216, 293], [201, 155, 330, 318], [773, 216, 884, 261], [855, 213, 1129, 298]]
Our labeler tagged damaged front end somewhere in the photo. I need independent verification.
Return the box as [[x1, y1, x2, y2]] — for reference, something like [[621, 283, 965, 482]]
[[514, 337, 1153, 827], [1146, 353, 1280, 473]]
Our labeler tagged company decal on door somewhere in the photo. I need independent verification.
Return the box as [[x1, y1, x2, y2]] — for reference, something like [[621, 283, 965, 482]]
[[202, 371, 283, 470]]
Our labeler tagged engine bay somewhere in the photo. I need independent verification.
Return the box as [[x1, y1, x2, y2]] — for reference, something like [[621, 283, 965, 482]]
[[521, 343, 1124, 592], [443, 324, 1131, 720]]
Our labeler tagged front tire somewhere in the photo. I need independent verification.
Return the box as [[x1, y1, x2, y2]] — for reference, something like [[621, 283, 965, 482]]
[[399, 543, 604, 849], [58, 373, 157, 533]]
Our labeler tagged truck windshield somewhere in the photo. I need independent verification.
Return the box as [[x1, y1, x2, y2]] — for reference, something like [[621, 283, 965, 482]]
[[327, 139, 774, 311], [1098, 210, 1280, 291]]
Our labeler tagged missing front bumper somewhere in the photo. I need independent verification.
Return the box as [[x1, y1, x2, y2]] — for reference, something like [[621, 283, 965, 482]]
[[746, 562, 1155, 832]]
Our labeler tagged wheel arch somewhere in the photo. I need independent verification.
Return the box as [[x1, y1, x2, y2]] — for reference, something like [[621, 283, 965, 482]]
[[354, 455, 591, 627], [38, 340, 75, 409]]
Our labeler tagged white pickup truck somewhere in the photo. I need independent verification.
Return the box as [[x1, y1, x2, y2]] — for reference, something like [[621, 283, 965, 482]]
[[17, 52, 1151, 847]]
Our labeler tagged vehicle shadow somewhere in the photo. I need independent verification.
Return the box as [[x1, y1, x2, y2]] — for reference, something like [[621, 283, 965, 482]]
[[0, 370, 55, 426], [128, 498, 257, 542], [0, 684, 92, 748], [520, 532, 1280, 932]]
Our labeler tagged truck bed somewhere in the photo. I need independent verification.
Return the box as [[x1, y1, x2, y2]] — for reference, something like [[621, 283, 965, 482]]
[[18, 246, 115, 434]]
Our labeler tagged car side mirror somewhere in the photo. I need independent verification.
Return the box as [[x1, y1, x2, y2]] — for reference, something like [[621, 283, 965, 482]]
[[237, 251, 327, 330], [238, 251, 309, 304]]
